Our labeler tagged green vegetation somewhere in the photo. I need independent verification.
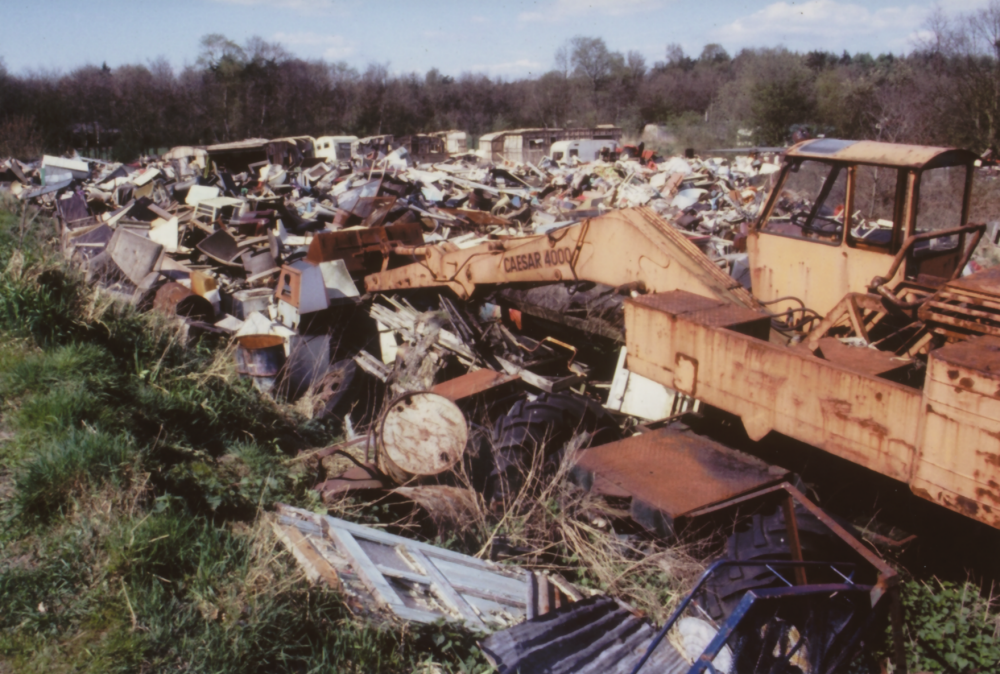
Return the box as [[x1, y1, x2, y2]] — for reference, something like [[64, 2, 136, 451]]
[[0, 198, 491, 672], [896, 577, 1000, 674]]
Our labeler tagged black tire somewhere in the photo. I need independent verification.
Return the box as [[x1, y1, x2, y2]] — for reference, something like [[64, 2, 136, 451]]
[[697, 503, 870, 621], [309, 359, 382, 427], [485, 392, 621, 502]]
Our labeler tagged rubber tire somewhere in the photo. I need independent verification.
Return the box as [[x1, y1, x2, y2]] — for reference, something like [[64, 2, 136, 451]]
[[697, 503, 870, 621], [486, 392, 621, 502]]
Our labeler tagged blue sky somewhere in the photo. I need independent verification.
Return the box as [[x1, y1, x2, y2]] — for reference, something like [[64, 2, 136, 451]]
[[1, 0, 989, 79]]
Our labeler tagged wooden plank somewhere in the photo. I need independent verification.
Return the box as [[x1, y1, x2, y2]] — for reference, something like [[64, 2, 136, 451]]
[[320, 512, 525, 571], [429, 557, 526, 600], [407, 548, 488, 631], [271, 521, 343, 589], [324, 523, 405, 610], [377, 565, 431, 586]]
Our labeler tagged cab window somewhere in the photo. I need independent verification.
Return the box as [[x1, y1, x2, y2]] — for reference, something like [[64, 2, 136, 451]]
[[849, 165, 903, 249], [763, 160, 847, 244]]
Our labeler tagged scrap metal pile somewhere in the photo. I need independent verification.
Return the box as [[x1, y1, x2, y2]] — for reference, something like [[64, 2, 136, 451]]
[[2, 140, 911, 673], [0, 140, 779, 412]]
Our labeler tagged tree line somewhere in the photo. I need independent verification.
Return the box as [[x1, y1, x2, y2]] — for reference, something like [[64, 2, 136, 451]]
[[3, 2, 1000, 161]]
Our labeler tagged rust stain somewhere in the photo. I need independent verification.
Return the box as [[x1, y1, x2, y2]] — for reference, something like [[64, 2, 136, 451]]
[[822, 398, 888, 438], [858, 418, 889, 439], [976, 449, 1000, 467], [959, 377, 975, 389], [975, 488, 999, 505], [824, 398, 853, 420], [953, 494, 980, 516], [875, 392, 883, 402], [948, 369, 960, 380]]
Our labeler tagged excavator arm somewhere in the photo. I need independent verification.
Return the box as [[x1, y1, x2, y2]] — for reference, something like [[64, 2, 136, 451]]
[[364, 207, 759, 310]]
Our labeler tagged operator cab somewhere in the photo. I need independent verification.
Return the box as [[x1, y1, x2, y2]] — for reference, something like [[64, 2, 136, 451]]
[[750, 139, 979, 318]]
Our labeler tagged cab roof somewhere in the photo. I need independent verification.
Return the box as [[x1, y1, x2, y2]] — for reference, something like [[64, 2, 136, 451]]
[[786, 138, 977, 170]]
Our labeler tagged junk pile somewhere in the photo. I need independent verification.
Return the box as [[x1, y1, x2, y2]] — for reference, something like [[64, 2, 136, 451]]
[[0, 140, 780, 410], [2, 139, 912, 672]]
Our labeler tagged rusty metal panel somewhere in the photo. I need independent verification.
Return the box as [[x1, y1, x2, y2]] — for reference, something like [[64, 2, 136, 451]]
[[627, 291, 769, 336], [305, 221, 424, 272], [787, 139, 976, 170], [941, 264, 1000, 295], [747, 229, 900, 319], [430, 368, 519, 401], [575, 427, 786, 519], [814, 337, 914, 378], [916, 336, 1000, 527], [153, 282, 214, 322], [625, 290, 923, 484]]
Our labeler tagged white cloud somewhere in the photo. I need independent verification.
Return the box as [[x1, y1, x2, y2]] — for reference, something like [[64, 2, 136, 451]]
[[712, 0, 930, 53], [519, 0, 666, 22], [271, 32, 355, 59]]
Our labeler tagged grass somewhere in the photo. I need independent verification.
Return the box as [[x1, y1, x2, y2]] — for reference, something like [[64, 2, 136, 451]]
[[0, 198, 492, 672]]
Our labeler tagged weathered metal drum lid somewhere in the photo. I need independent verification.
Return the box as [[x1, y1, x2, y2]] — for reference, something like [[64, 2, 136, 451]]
[[378, 391, 468, 484]]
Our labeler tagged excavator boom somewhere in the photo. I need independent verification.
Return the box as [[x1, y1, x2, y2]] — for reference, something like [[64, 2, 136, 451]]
[[365, 207, 758, 310]]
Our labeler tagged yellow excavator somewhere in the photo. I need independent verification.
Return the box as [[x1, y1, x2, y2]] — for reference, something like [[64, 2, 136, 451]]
[[364, 138, 1000, 532]]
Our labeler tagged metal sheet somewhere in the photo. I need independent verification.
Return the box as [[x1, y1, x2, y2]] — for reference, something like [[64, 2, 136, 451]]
[[479, 595, 689, 674], [316, 464, 387, 499], [304, 221, 424, 272], [788, 139, 976, 170], [107, 228, 164, 286], [153, 282, 215, 322], [625, 289, 923, 483], [196, 229, 242, 266], [576, 427, 786, 519], [430, 368, 519, 401]]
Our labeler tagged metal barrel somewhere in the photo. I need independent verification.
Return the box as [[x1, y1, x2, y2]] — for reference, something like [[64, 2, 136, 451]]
[[235, 335, 286, 395], [377, 391, 468, 485]]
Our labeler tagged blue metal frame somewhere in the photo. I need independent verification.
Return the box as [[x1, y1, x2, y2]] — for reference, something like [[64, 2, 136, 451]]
[[628, 559, 875, 674]]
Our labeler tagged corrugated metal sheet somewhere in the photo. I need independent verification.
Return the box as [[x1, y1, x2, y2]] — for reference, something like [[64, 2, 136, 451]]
[[479, 595, 689, 674]]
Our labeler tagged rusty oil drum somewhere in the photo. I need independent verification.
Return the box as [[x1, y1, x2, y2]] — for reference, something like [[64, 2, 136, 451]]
[[377, 391, 468, 485], [235, 334, 286, 395]]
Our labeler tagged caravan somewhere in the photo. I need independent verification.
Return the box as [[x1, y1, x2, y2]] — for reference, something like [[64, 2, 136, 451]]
[[549, 138, 620, 163]]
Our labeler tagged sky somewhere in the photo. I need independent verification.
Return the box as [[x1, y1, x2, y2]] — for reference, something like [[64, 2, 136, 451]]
[[1, 0, 992, 80]]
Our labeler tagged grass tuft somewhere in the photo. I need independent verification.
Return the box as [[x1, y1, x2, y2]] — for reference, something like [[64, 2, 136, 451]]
[[12, 429, 136, 523]]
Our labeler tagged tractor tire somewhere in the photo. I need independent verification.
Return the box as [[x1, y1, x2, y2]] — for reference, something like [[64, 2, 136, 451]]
[[485, 392, 621, 502], [697, 503, 870, 622]]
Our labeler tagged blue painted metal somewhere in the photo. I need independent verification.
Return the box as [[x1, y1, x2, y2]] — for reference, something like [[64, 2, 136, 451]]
[[628, 559, 868, 674], [686, 583, 873, 674]]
